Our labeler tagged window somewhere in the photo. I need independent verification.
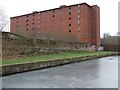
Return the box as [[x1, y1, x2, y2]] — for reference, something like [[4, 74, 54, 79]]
[[38, 17, 40, 20], [32, 28, 34, 30], [69, 30, 71, 32], [26, 24, 28, 26], [78, 10, 80, 14], [26, 15, 29, 17], [78, 21, 80, 25], [78, 15, 80, 19], [53, 15, 55, 17], [26, 20, 29, 22], [78, 5, 80, 8], [69, 18, 71, 20], [33, 23, 34, 25], [33, 19, 34, 20], [69, 12, 71, 15], [26, 28, 28, 31], [69, 7, 71, 9], [78, 27, 80, 31], [69, 24, 71, 26], [53, 10, 55, 13]]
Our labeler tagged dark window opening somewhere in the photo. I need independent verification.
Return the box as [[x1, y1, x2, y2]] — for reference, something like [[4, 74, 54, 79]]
[[33, 23, 34, 25], [69, 12, 71, 15], [33, 19, 34, 20], [53, 15, 55, 17], [69, 24, 71, 26], [26, 29, 28, 30], [69, 7, 71, 9], [69, 18, 71, 20], [26, 24, 28, 26], [26, 20, 29, 22], [53, 10, 55, 13], [69, 30, 71, 32], [26, 15, 29, 17], [32, 28, 34, 30]]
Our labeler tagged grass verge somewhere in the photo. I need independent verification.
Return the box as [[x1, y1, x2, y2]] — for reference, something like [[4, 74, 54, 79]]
[[2, 51, 116, 65]]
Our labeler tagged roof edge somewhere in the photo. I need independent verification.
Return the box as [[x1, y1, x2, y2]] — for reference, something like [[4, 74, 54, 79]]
[[10, 2, 94, 19]]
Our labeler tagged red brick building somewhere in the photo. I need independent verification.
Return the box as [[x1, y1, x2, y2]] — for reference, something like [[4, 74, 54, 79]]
[[10, 3, 100, 48]]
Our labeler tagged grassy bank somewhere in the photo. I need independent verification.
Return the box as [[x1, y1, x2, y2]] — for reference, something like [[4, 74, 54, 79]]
[[2, 51, 116, 65]]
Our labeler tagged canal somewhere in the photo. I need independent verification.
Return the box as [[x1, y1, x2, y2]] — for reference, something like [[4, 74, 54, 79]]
[[2, 56, 118, 88]]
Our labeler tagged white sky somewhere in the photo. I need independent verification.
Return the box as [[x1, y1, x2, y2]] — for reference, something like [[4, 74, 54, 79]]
[[0, 0, 119, 37]]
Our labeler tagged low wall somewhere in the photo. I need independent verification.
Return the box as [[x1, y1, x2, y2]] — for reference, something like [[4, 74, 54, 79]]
[[2, 32, 96, 59], [1, 53, 118, 76]]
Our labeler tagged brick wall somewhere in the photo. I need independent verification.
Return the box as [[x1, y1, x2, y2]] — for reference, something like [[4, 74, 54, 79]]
[[10, 3, 100, 48]]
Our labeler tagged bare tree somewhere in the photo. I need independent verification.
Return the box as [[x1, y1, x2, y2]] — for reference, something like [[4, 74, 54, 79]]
[[0, 7, 8, 32]]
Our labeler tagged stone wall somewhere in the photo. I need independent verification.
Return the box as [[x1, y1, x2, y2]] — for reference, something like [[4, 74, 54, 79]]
[[2, 32, 95, 59], [1, 53, 118, 76]]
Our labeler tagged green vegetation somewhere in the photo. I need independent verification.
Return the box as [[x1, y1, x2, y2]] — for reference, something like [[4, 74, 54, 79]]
[[2, 51, 115, 65]]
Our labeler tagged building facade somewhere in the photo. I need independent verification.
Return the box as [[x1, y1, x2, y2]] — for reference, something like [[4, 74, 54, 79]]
[[10, 3, 100, 48]]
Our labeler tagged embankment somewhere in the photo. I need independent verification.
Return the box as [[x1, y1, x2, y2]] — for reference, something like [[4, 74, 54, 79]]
[[1, 53, 119, 76]]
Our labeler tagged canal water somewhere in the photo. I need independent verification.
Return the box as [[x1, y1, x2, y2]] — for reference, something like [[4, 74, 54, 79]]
[[2, 56, 119, 88]]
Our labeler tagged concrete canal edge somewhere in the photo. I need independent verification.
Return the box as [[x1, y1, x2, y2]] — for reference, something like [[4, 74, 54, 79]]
[[1, 53, 119, 76]]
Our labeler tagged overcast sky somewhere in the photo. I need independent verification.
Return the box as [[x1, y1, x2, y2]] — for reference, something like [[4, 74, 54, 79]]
[[0, 0, 119, 37]]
